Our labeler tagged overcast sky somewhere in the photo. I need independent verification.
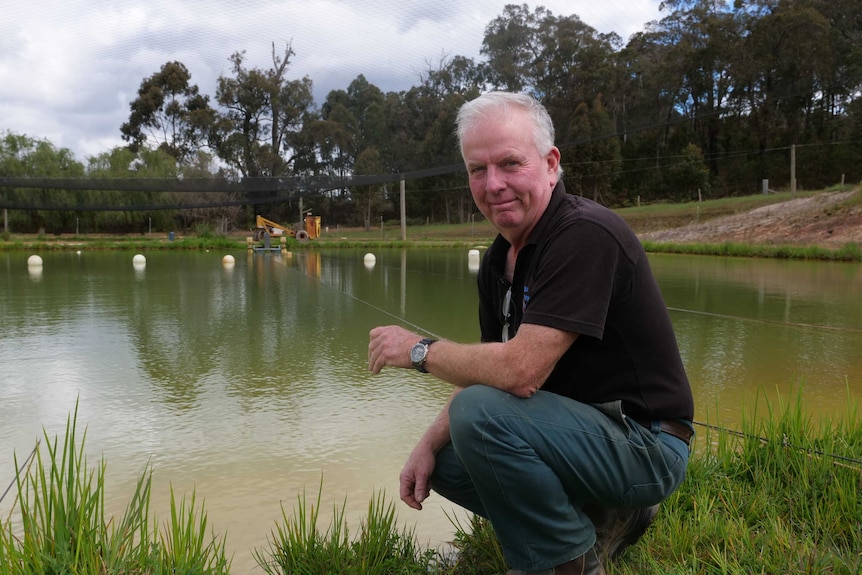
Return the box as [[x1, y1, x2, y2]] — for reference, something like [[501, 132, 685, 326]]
[[1, 0, 663, 161]]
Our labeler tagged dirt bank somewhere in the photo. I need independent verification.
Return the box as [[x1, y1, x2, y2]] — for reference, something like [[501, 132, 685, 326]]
[[639, 189, 862, 249]]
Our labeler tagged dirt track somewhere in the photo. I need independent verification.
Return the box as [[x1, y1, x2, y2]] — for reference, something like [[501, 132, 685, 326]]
[[639, 189, 862, 249]]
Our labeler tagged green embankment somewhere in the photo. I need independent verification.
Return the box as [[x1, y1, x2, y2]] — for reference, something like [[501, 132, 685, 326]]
[[2, 188, 860, 261]]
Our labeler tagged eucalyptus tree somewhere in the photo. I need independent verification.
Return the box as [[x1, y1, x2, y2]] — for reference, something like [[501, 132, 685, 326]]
[[613, 27, 686, 201], [731, 0, 862, 188], [213, 42, 315, 180], [406, 55, 482, 223], [480, 4, 544, 93], [309, 76, 391, 225], [534, 15, 621, 139], [121, 61, 216, 165], [311, 95, 359, 180], [353, 146, 387, 230], [608, 1, 734, 198], [644, 0, 738, 181], [563, 97, 622, 204], [480, 4, 621, 188], [734, 1, 830, 139]]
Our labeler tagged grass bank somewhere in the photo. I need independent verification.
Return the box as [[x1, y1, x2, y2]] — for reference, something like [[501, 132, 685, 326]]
[[641, 239, 862, 261], [2, 189, 860, 260], [2, 390, 860, 574]]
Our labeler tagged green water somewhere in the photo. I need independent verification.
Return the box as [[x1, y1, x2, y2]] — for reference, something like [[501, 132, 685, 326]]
[[1, 249, 859, 573]]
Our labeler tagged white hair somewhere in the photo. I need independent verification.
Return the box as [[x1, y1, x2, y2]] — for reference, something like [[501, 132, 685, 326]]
[[455, 92, 559, 176]]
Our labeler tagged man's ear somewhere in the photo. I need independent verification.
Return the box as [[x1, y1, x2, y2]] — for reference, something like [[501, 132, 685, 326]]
[[547, 147, 561, 176]]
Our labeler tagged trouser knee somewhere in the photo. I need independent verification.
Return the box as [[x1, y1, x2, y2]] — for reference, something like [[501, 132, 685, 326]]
[[448, 385, 509, 445]]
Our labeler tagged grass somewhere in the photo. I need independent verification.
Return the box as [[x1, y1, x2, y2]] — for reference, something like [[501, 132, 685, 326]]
[[252, 482, 438, 575], [614, 389, 862, 574], [440, 388, 862, 575], [0, 233, 242, 252], [614, 190, 821, 234], [5, 188, 859, 260], [2, 390, 860, 574], [641, 239, 862, 261], [1, 188, 861, 260], [0, 400, 231, 574]]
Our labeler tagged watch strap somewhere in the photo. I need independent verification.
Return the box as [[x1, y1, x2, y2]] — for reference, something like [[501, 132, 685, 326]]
[[412, 338, 436, 373]]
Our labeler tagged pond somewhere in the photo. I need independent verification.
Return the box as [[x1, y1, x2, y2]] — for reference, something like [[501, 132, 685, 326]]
[[1, 248, 860, 573]]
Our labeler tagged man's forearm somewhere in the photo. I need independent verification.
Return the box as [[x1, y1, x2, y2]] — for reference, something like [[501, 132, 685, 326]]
[[416, 388, 461, 453], [422, 334, 563, 398]]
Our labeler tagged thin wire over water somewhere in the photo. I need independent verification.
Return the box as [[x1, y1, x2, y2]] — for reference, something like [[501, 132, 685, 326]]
[[668, 306, 862, 334], [287, 253, 862, 470]]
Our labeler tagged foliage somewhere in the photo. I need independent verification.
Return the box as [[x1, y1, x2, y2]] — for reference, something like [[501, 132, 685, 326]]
[[2, 390, 860, 574], [120, 61, 216, 163], [609, 389, 862, 574], [5, 0, 862, 232], [0, 132, 85, 234], [252, 482, 437, 575], [446, 388, 862, 575], [640, 240, 862, 262], [0, 400, 230, 574], [563, 96, 622, 203], [213, 42, 315, 180]]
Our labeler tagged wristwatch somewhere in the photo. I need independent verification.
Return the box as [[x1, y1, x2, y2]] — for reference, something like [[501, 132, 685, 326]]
[[410, 338, 437, 373]]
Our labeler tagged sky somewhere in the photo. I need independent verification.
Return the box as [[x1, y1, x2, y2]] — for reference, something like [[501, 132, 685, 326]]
[[1, 0, 663, 162]]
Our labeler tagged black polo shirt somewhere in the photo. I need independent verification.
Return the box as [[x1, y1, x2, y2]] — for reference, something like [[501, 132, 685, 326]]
[[477, 181, 694, 421]]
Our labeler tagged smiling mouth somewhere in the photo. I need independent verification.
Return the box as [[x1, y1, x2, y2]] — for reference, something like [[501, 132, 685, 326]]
[[491, 199, 518, 209]]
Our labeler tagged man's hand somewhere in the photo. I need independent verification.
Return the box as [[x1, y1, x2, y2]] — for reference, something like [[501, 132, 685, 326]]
[[368, 325, 420, 374], [399, 444, 436, 510]]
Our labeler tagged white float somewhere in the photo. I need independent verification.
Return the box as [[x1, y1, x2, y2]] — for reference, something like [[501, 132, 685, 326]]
[[27, 255, 43, 267], [467, 248, 481, 272], [132, 254, 146, 265], [363, 252, 376, 270], [222, 254, 236, 268]]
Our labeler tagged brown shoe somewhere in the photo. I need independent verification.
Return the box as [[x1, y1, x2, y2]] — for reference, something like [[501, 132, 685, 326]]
[[586, 504, 660, 562], [504, 546, 606, 575]]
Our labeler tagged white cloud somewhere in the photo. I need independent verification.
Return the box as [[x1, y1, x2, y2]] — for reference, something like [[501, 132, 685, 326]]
[[1, 0, 662, 160]]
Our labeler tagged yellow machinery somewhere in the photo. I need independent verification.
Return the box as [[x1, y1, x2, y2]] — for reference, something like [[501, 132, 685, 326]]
[[253, 214, 321, 243]]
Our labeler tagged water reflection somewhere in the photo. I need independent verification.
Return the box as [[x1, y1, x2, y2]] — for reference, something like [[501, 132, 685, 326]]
[[1, 250, 859, 574], [650, 254, 861, 422]]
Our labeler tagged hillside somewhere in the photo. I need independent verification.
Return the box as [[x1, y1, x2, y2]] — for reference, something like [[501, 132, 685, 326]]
[[637, 188, 862, 249]]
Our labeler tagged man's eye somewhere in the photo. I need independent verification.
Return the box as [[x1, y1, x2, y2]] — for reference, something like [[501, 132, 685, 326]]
[[469, 166, 486, 175]]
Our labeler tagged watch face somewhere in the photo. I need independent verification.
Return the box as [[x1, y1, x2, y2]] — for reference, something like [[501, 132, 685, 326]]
[[410, 343, 426, 363]]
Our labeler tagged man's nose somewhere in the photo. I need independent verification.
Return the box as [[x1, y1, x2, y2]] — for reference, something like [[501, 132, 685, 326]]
[[484, 166, 506, 193]]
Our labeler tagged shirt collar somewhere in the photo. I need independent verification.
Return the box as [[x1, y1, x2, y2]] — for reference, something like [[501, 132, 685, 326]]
[[487, 180, 567, 279]]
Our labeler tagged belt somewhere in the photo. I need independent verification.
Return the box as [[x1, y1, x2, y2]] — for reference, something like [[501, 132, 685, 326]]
[[632, 418, 693, 446]]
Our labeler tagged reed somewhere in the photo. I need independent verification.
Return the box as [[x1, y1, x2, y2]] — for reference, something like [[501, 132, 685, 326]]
[[252, 480, 437, 574], [2, 390, 859, 574], [0, 400, 231, 574]]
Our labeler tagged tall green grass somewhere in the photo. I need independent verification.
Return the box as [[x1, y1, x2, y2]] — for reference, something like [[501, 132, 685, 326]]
[[252, 479, 438, 574], [616, 390, 862, 575], [2, 391, 860, 574], [0, 401, 230, 574], [442, 389, 862, 575]]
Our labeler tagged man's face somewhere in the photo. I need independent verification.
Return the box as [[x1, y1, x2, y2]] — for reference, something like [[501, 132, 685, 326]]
[[461, 109, 560, 241]]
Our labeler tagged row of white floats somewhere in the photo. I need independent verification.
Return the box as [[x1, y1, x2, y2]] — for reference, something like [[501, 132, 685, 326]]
[[26, 250, 483, 270]]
